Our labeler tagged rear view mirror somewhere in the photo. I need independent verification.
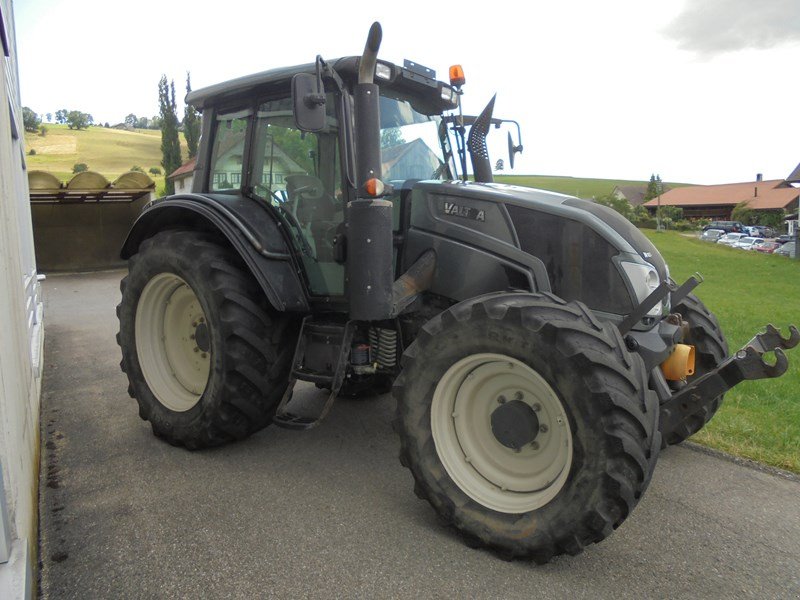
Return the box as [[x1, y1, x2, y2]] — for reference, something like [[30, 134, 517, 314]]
[[292, 73, 326, 132]]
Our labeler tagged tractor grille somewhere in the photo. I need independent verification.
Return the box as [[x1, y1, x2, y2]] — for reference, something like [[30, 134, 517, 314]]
[[506, 205, 634, 315]]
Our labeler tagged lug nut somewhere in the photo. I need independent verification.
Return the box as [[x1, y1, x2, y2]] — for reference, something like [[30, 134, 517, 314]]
[[497, 395, 506, 404], [532, 402, 541, 412], [190, 334, 195, 340], [201, 352, 207, 358], [540, 424, 548, 433], [531, 441, 540, 450], [193, 347, 199, 353], [514, 391, 523, 401]]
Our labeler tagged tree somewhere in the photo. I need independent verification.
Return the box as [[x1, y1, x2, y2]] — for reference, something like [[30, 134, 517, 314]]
[[380, 127, 405, 148], [159, 75, 182, 194], [72, 163, 89, 173], [46, 112, 52, 123], [183, 72, 201, 159], [22, 106, 41, 132], [594, 193, 635, 221], [135, 116, 149, 129], [131, 165, 144, 173], [66, 110, 90, 130], [731, 201, 755, 225], [149, 167, 162, 176], [644, 173, 664, 201], [55, 109, 68, 124], [495, 159, 504, 171], [125, 113, 138, 128]]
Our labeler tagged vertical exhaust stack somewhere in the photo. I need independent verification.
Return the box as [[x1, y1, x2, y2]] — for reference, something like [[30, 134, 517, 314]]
[[348, 22, 395, 322], [467, 95, 496, 183]]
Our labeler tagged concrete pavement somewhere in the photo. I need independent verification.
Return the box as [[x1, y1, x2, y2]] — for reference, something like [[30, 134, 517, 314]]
[[38, 270, 800, 599]]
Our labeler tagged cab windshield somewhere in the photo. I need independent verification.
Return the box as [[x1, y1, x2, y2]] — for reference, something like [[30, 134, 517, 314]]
[[379, 95, 451, 182]]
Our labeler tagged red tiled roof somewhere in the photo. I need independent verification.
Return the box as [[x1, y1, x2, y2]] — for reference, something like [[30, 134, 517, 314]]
[[643, 179, 799, 211], [167, 157, 197, 180]]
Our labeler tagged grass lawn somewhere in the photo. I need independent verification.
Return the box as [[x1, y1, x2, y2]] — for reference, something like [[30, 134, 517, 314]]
[[494, 174, 692, 199], [644, 231, 800, 472], [24, 123, 188, 194]]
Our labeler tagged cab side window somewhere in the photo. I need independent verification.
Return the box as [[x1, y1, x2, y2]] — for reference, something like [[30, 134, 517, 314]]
[[209, 111, 250, 192]]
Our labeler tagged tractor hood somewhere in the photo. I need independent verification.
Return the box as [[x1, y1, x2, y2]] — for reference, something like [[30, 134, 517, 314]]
[[413, 180, 667, 280]]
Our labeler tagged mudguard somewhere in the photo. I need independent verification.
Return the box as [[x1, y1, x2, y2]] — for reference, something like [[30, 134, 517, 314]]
[[120, 193, 309, 312]]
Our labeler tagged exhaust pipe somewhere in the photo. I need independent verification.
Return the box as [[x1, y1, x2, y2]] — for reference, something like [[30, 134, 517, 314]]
[[348, 22, 394, 322], [467, 95, 496, 183]]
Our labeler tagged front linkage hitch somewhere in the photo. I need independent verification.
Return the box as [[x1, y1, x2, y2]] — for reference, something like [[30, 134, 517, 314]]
[[660, 324, 800, 434]]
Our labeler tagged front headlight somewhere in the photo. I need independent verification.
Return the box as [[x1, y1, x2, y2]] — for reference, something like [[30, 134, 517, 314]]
[[620, 262, 662, 317]]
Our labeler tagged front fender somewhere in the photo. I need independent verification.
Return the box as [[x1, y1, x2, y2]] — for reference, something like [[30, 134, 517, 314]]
[[121, 193, 308, 312]]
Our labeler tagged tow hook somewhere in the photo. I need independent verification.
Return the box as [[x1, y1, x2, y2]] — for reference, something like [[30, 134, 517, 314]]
[[659, 324, 800, 435]]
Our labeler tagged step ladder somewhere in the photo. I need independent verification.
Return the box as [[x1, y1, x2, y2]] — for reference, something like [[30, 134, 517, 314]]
[[272, 317, 354, 430]]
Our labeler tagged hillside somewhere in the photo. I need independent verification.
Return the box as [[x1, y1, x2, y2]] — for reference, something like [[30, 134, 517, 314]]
[[24, 123, 187, 191], [494, 174, 692, 199], [22, 125, 690, 198]]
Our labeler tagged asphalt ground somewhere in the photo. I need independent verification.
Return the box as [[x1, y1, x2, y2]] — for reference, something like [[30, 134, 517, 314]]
[[38, 270, 800, 599]]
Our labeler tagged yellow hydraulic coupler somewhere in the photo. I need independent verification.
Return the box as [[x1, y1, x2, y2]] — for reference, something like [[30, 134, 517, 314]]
[[661, 344, 696, 380]]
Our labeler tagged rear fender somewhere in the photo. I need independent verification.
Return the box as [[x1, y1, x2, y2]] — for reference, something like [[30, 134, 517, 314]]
[[121, 193, 309, 312]]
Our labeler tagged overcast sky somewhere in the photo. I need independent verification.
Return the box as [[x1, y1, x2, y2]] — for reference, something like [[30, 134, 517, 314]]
[[12, 0, 800, 184]]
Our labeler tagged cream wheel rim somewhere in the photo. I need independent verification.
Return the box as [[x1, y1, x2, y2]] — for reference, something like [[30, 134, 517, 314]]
[[135, 273, 211, 412], [431, 353, 573, 514]]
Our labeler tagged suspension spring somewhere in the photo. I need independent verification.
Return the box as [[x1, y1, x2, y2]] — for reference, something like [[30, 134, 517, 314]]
[[370, 328, 397, 368]]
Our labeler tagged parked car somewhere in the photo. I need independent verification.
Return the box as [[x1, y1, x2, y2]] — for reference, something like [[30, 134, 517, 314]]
[[703, 221, 746, 233], [755, 241, 781, 254], [700, 229, 725, 242], [717, 233, 747, 246], [733, 236, 764, 250], [751, 225, 776, 238], [776, 234, 794, 245], [775, 242, 797, 258]]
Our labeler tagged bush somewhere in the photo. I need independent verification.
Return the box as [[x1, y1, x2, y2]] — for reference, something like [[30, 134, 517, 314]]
[[148, 167, 162, 176], [39, 126, 47, 137], [674, 220, 696, 231], [130, 165, 144, 173], [72, 163, 89, 174], [28, 148, 36, 156]]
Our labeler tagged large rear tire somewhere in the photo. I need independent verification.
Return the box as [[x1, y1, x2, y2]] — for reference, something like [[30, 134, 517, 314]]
[[117, 230, 297, 449], [394, 292, 660, 562], [662, 293, 729, 445]]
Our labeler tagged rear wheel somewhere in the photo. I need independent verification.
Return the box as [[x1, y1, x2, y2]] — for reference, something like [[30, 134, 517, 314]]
[[117, 230, 297, 449], [663, 293, 729, 445], [394, 292, 660, 562]]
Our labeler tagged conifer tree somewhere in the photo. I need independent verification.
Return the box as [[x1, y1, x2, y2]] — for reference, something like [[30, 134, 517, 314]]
[[159, 76, 182, 194], [183, 73, 201, 159]]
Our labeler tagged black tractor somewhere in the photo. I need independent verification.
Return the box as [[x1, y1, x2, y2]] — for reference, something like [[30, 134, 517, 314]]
[[117, 23, 798, 562]]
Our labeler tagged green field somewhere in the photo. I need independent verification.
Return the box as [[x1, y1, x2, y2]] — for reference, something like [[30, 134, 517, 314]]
[[644, 231, 800, 472], [24, 123, 187, 193], [494, 174, 692, 199]]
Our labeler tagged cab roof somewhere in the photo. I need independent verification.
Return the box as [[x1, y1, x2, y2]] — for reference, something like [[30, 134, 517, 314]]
[[186, 56, 456, 115]]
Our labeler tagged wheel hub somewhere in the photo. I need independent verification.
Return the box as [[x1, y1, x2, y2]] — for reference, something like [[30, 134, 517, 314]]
[[194, 322, 210, 352], [430, 353, 573, 514], [135, 273, 211, 412], [490, 399, 540, 450]]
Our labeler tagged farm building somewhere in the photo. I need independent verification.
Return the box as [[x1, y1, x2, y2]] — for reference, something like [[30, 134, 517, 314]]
[[643, 169, 800, 221], [612, 185, 649, 206], [168, 157, 197, 193]]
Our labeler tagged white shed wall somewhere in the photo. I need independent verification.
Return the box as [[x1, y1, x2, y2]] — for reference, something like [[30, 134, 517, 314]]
[[0, 1, 44, 597]]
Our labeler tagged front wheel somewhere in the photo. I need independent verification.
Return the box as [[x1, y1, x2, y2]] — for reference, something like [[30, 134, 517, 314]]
[[662, 293, 729, 445], [117, 230, 297, 449], [394, 293, 660, 562]]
